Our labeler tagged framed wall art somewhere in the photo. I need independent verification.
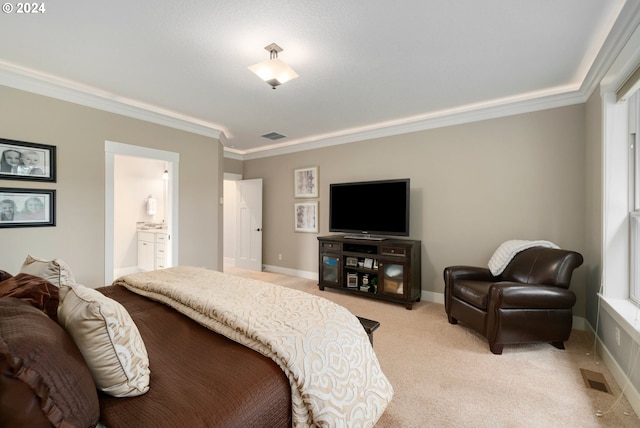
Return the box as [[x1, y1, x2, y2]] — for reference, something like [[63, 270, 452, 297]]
[[294, 166, 318, 198], [0, 187, 56, 228], [0, 138, 56, 182], [294, 201, 318, 233]]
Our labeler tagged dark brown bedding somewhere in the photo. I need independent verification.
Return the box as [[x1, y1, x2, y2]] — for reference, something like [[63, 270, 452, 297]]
[[98, 285, 292, 428]]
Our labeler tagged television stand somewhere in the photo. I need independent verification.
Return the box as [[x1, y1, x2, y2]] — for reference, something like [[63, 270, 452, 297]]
[[343, 234, 387, 241], [318, 235, 421, 309]]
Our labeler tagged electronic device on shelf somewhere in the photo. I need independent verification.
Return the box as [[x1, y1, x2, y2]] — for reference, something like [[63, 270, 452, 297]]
[[329, 178, 410, 239]]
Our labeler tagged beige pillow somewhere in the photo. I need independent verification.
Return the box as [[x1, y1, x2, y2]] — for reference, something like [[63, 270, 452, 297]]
[[20, 255, 76, 287], [57, 283, 150, 397]]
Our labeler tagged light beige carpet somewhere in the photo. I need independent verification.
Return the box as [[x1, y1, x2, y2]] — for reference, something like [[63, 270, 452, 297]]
[[225, 266, 639, 428]]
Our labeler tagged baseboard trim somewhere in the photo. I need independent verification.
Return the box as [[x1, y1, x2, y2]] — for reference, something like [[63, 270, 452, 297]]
[[585, 323, 640, 418], [263, 265, 317, 280], [422, 290, 444, 305], [572, 315, 587, 330]]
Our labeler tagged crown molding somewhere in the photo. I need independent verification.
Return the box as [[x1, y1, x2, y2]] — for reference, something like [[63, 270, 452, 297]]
[[226, 3, 640, 161], [580, 0, 640, 97], [223, 150, 244, 160], [0, 60, 224, 140], [230, 88, 587, 161], [0, 57, 607, 163], [0, 5, 635, 163]]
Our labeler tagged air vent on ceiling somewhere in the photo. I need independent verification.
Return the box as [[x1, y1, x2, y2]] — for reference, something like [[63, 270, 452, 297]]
[[262, 132, 286, 140]]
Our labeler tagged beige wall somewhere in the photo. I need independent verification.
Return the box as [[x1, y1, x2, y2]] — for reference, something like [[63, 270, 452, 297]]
[[584, 89, 603, 325], [224, 157, 243, 175], [0, 85, 223, 286], [0, 83, 587, 315], [243, 105, 587, 315]]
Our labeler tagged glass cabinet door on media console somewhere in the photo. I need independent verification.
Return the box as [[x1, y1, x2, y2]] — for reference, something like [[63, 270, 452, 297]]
[[321, 255, 340, 286], [319, 240, 341, 287], [377, 245, 411, 300], [379, 262, 408, 299], [317, 235, 421, 309]]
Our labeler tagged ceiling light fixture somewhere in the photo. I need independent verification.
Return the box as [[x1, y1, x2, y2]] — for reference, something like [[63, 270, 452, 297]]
[[248, 43, 298, 89]]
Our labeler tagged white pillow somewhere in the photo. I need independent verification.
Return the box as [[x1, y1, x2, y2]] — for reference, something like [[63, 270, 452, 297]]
[[20, 255, 76, 287], [57, 283, 150, 397]]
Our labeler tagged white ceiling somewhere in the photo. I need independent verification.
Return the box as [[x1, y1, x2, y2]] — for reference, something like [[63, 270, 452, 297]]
[[0, 1, 637, 157]]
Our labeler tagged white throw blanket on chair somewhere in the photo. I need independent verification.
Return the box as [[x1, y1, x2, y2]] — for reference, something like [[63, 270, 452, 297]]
[[488, 239, 559, 276]]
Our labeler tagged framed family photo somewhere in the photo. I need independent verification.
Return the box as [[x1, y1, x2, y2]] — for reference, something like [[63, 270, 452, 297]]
[[0, 188, 56, 228], [294, 201, 318, 233], [294, 166, 318, 198], [0, 138, 56, 182]]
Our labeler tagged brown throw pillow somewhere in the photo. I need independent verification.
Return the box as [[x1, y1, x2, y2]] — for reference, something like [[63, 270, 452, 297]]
[[0, 297, 99, 428], [0, 270, 12, 282], [0, 273, 59, 320]]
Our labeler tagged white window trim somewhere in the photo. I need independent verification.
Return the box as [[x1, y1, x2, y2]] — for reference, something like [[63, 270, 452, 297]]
[[602, 91, 630, 300], [631, 213, 640, 303], [600, 22, 640, 339], [630, 93, 640, 304]]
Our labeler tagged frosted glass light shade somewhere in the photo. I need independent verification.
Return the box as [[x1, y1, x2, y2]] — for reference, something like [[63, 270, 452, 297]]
[[248, 58, 299, 88]]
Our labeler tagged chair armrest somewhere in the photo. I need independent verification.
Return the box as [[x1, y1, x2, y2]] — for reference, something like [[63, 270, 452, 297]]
[[443, 266, 495, 312], [443, 266, 496, 283], [489, 282, 576, 309]]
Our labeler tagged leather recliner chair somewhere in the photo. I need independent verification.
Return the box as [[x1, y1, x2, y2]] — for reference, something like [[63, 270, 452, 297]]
[[443, 247, 583, 354]]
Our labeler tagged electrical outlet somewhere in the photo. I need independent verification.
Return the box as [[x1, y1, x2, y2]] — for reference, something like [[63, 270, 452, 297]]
[[615, 327, 621, 346], [278, 253, 283, 261]]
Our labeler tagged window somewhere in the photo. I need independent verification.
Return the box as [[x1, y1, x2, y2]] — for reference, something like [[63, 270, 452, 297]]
[[601, 24, 640, 341]]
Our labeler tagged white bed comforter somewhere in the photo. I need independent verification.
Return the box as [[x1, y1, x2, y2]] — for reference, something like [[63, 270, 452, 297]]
[[114, 266, 393, 428]]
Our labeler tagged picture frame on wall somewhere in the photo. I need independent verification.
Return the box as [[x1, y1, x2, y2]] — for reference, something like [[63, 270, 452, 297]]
[[294, 166, 318, 198], [294, 201, 318, 233], [0, 187, 56, 228], [0, 138, 56, 182]]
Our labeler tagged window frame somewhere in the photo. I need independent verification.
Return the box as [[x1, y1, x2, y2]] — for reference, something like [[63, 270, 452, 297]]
[[630, 92, 640, 303]]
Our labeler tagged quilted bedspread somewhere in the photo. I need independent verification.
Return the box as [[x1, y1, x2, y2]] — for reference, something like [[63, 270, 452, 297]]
[[114, 266, 393, 428]]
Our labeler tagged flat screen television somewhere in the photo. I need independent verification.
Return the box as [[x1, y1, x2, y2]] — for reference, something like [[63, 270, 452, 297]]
[[329, 178, 410, 238]]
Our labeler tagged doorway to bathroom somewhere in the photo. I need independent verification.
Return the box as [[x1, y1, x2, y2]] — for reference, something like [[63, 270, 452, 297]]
[[104, 141, 180, 284]]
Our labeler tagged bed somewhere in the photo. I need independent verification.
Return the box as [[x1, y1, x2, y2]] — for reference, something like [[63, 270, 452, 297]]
[[97, 284, 292, 427], [0, 259, 393, 428]]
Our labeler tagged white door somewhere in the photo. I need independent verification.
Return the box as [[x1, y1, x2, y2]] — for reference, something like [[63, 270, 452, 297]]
[[236, 178, 263, 271]]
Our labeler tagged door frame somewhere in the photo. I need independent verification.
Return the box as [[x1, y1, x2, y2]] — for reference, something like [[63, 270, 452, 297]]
[[105, 140, 180, 284]]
